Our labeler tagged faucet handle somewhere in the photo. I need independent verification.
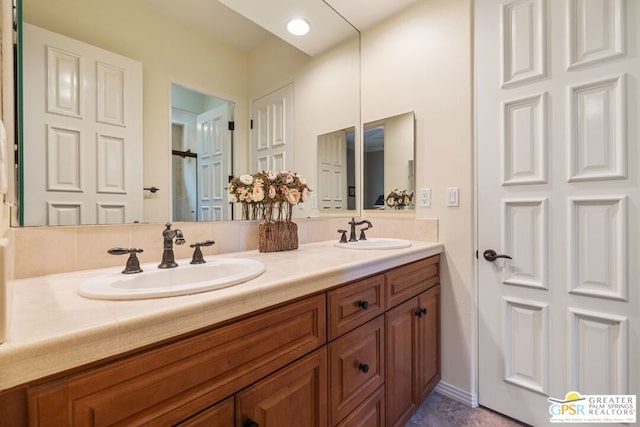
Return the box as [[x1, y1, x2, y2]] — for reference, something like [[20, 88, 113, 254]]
[[189, 240, 216, 264], [337, 229, 348, 243], [108, 247, 144, 274], [358, 220, 373, 241]]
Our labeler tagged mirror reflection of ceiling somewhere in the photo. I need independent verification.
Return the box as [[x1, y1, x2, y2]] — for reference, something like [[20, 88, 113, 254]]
[[148, 0, 422, 55]]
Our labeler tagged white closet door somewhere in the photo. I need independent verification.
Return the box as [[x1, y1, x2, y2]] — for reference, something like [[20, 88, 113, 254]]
[[476, 1, 638, 425], [23, 23, 143, 226]]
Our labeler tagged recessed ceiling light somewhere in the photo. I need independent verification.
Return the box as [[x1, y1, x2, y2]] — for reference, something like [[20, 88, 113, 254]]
[[287, 18, 310, 36]]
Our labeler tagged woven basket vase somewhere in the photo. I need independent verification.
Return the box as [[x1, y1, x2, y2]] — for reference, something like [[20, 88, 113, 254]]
[[258, 221, 299, 252]]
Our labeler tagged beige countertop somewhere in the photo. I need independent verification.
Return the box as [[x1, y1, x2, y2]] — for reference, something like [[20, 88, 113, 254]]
[[0, 239, 443, 391]]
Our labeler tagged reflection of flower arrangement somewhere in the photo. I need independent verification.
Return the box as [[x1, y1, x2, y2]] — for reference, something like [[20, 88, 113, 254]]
[[228, 171, 310, 221], [385, 189, 413, 209]]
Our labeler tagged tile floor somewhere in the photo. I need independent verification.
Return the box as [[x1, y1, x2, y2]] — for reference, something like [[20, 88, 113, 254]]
[[407, 392, 530, 426]]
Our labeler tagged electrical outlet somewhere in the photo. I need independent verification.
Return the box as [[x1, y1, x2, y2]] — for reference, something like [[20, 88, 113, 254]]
[[418, 188, 431, 208]]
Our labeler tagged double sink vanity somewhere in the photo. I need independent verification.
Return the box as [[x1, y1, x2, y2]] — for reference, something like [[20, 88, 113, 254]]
[[0, 232, 443, 426]]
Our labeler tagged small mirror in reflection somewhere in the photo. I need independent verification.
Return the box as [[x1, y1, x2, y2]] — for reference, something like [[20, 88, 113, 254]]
[[317, 127, 356, 212], [363, 112, 415, 211], [171, 84, 234, 222]]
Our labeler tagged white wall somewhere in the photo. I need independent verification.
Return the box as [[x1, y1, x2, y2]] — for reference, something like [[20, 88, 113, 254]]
[[362, 0, 474, 396]]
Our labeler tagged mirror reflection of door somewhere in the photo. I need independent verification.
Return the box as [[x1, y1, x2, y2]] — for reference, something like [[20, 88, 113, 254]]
[[317, 127, 356, 211], [22, 23, 144, 226], [171, 84, 234, 221], [251, 84, 294, 172]]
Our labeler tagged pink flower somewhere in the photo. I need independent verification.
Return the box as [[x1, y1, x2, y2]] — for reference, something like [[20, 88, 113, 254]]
[[287, 188, 301, 204]]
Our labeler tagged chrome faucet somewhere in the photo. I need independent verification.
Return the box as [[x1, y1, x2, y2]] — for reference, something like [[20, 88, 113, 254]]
[[348, 217, 373, 242], [158, 223, 186, 269]]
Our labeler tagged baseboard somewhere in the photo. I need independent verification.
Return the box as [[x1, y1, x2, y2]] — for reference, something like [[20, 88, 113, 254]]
[[434, 381, 479, 408]]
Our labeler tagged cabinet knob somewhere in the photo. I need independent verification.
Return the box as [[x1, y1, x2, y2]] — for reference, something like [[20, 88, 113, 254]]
[[358, 363, 370, 373], [244, 420, 259, 427], [357, 300, 369, 310], [415, 309, 423, 318], [421, 307, 427, 316]]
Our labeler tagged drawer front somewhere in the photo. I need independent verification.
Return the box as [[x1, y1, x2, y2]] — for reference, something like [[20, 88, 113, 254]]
[[176, 397, 234, 427], [385, 255, 439, 309], [27, 294, 326, 427], [329, 316, 385, 426], [336, 386, 385, 427], [328, 275, 385, 340]]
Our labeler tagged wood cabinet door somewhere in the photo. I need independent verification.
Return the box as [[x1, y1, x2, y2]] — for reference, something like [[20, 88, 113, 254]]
[[384, 297, 418, 427], [416, 285, 441, 404], [329, 316, 384, 425], [235, 348, 328, 427]]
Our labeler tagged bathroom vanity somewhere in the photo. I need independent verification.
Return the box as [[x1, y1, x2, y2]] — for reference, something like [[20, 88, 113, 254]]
[[0, 241, 442, 426]]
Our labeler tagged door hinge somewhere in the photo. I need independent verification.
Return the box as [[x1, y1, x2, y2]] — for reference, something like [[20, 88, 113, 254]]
[[250, 119, 253, 129], [228, 121, 235, 131], [475, 250, 478, 259]]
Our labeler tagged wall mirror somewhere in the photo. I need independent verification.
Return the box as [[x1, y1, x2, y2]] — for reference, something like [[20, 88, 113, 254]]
[[363, 112, 415, 211], [15, 0, 360, 226]]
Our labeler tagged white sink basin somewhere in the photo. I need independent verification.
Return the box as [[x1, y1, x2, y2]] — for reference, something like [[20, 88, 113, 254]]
[[334, 238, 412, 250], [78, 258, 266, 300]]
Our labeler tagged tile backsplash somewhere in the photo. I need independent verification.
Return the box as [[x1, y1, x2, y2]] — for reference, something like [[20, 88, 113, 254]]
[[8, 217, 438, 279]]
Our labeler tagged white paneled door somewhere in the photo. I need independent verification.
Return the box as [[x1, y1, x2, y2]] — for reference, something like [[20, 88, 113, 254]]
[[23, 23, 143, 226], [317, 129, 348, 211], [197, 105, 231, 221], [476, 1, 638, 426], [251, 84, 294, 173]]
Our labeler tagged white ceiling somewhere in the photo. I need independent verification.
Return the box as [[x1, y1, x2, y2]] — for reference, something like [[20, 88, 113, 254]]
[[146, 0, 421, 55]]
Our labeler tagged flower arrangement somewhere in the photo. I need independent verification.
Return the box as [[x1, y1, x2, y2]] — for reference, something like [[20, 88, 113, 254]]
[[228, 171, 310, 222], [385, 189, 413, 209]]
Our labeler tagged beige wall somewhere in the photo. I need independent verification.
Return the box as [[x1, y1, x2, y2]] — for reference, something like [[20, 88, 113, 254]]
[[361, 0, 474, 395], [23, 0, 250, 223]]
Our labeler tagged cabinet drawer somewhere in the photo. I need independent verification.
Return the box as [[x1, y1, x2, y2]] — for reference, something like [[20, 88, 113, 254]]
[[337, 386, 385, 427], [328, 275, 385, 340], [329, 316, 385, 426], [176, 397, 234, 427], [385, 255, 439, 309], [27, 294, 326, 427]]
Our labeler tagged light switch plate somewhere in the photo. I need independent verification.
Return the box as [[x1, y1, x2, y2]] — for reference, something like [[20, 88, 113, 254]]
[[447, 187, 459, 207], [418, 188, 431, 208]]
